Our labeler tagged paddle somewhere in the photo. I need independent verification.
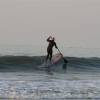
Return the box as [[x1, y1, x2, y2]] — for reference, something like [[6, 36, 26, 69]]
[[57, 48, 68, 63], [57, 47, 68, 71]]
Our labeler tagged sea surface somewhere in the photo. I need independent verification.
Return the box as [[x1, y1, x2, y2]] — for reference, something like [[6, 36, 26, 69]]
[[0, 45, 100, 99], [0, 56, 100, 99]]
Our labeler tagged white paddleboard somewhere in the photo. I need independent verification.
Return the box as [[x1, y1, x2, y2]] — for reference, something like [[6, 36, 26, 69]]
[[51, 53, 63, 64], [38, 53, 62, 68]]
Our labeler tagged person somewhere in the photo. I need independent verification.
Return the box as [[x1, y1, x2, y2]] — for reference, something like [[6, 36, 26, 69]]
[[46, 36, 58, 61]]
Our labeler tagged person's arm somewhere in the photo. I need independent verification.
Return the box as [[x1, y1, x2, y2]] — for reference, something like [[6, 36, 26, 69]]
[[54, 42, 58, 49], [47, 36, 52, 42]]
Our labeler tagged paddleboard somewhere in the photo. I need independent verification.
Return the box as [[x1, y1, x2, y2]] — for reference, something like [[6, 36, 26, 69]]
[[51, 53, 63, 64], [39, 53, 62, 68]]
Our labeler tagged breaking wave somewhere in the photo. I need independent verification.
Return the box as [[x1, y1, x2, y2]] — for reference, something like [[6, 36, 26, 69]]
[[0, 55, 100, 72]]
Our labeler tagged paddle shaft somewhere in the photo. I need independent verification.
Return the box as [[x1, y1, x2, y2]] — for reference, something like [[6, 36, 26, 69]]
[[57, 48, 63, 56], [57, 47, 68, 63]]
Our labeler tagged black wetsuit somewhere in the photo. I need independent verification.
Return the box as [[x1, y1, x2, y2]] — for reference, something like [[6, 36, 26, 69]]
[[46, 38, 57, 61]]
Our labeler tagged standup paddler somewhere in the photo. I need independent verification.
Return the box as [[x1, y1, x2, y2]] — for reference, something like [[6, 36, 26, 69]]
[[46, 36, 58, 61]]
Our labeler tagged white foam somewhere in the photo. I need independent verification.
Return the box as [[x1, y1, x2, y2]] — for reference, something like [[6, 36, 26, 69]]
[[0, 72, 100, 99]]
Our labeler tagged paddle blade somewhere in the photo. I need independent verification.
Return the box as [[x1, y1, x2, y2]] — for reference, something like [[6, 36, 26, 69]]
[[62, 63, 67, 70], [63, 58, 68, 63]]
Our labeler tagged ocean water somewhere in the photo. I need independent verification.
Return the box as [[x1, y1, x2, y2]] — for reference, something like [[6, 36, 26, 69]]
[[0, 45, 100, 99], [0, 56, 100, 99]]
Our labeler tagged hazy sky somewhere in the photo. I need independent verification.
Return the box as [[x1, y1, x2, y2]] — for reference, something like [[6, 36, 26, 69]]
[[0, 0, 100, 48]]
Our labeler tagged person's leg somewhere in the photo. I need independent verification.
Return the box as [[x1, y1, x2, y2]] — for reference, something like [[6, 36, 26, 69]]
[[49, 50, 53, 61], [46, 49, 50, 61], [46, 53, 49, 61], [47, 50, 52, 73]]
